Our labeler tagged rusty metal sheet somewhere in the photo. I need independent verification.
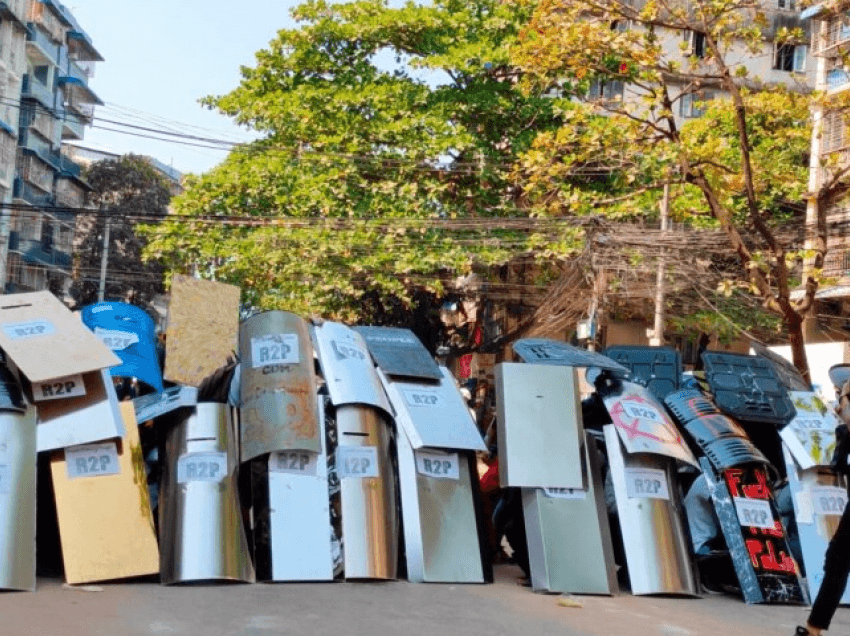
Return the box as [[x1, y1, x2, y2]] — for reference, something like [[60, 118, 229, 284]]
[[312, 321, 392, 415], [239, 311, 320, 461], [601, 380, 699, 468], [354, 326, 441, 380]]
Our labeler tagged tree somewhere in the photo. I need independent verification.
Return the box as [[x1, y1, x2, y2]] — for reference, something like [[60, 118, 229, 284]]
[[140, 0, 584, 349], [71, 155, 173, 310], [510, 0, 843, 380]]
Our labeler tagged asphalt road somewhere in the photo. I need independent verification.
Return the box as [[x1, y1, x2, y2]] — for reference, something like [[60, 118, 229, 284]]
[[0, 565, 845, 636]]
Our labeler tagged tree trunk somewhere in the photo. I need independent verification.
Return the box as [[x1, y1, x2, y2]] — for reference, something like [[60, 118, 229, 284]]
[[786, 308, 811, 386]]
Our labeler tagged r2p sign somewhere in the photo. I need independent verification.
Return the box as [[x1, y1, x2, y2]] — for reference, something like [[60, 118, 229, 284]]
[[337, 446, 379, 479], [65, 442, 121, 480], [624, 467, 670, 500], [177, 452, 228, 484]]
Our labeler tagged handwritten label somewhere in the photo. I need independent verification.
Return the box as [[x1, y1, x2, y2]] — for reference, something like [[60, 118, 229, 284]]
[[402, 388, 445, 409], [337, 446, 379, 479], [94, 327, 139, 351], [251, 334, 299, 368], [733, 497, 775, 530], [2, 319, 54, 340], [811, 486, 848, 516], [32, 373, 86, 402], [177, 452, 227, 484], [624, 467, 669, 500], [415, 450, 459, 480], [622, 402, 662, 422], [543, 487, 587, 500], [0, 464, 9, 494], [269, 450, 319, 476], [65, 442, 120, 480]]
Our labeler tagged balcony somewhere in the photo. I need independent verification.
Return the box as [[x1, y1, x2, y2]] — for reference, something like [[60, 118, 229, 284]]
[[0, 2, 27, 30], [13, 177, 55, 207], [18, 128, 60, 169], [58, 153, 81, 179], [21, 73, 54, 109], [25, 23, 60, 65], [57, 65, 102, 106], [60, 110, 83, 139], [12, 236, 71, 271]]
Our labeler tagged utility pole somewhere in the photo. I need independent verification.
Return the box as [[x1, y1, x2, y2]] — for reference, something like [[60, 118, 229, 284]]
[[97, 210, 110, 302], [650, 180, 670, 346]]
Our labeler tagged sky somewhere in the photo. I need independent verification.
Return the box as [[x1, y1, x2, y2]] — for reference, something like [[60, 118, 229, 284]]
[[65, 0, 302, 176]]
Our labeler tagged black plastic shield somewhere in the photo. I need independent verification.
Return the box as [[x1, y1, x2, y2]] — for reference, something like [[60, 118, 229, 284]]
[[354, 327, 442, 380]]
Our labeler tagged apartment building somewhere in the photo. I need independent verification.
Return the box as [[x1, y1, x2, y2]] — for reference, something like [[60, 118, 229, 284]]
[[0, 0, 101, 295]]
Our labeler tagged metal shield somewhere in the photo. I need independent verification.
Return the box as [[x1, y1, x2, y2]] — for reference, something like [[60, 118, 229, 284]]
[[80, 302, 164, 393], [0, 407, 36, 591], [159, 403, 255, 584], [312, 321, 392, 415], [522, 432, 618, 595], [379, 367, 485, 452], [602, 381, 698, 468], [604, 424, 699, 596], [239, 311, 320, 461], [334, 404, 398, 579], [495, 363, 584, 489], [396, 427, 483, 583], [354, 326, 442, 380], [253, 394, 333, 582]]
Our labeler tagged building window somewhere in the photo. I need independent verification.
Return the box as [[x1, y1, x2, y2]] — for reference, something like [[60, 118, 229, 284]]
[[684, 30, 706, 58], [588, 79, 625, 101], [775, 43, 806, 72], [778, 0, 795, 9], [33, 65, 49, 86], [679, 90, 714, 118]]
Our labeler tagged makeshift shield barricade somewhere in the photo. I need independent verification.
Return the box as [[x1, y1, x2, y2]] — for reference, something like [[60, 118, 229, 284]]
[[0, 292, 124, 453], [159, 402, 255, 584], [603, 424, 700, 596], [80, 301, 164, 393], [0, 404, 36, 591], [494, 363, 584, 490], [311, 321, 392, 415], [603, 346, 682, 402], [239, 311, 321, 462], [50, 402, 159, 585], [701, 458, 806, 603], [380, 367, 486, 583], [495, 362, 618, 594], [252, 393, 333, 582], [782, 445, 850, 605], [334, 404, 398, 579], [522, 433, 619, 595]]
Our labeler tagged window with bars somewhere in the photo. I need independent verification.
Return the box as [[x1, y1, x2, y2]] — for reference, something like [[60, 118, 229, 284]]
[[777, 0, 795, 10], [774, 43, 807, 72], [821, 111, 849, 154]]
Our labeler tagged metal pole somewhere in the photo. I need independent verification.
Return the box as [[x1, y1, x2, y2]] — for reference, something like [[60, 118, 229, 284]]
[[97, 212, 110, 302], [650, 181, 670, 346]]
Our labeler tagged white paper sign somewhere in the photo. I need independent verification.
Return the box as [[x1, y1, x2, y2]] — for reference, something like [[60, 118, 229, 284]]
[[2, 319, 54, 340], [543, 487, 587, 500], [403, 389, 445, 409], [32, 373, 86, 402], [269, 450, 319, 476], [177, 452, 228, 483], [251, 334, 300, 368], [415, 450, 459, 480], [65, 442, 121, 480], [0, 464, 10, 494], [94, 327, 139, 351], [733, 497, 775, 530], [624, 467, 670, 500], [810, 486, 848, 517], [337, 446, 379, 479]]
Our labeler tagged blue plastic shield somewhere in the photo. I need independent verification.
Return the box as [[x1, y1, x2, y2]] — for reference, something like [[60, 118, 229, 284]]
[[80, 302, 163, 393]]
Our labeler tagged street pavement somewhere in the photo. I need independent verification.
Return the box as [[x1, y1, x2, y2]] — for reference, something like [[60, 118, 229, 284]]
[[0, 565, 846, 636]]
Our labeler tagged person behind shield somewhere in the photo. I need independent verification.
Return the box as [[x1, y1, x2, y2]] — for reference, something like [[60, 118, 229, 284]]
[[795, 373, 850, 636]]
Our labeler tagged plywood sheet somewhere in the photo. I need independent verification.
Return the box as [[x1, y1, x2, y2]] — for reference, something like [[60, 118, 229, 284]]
[[51, 402, 159, 584], [164, 275, 239, 387], [0, 291, 120, 383]]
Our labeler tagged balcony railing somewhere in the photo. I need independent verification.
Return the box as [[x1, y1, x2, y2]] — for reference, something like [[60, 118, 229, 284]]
[[18, 128, 60, 169], [12, 236, 71, 270], [21, 73, 55, 109], [25, 23, 60, 64], [13, 177, 55, 207], [58, 153, 80, 179]]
